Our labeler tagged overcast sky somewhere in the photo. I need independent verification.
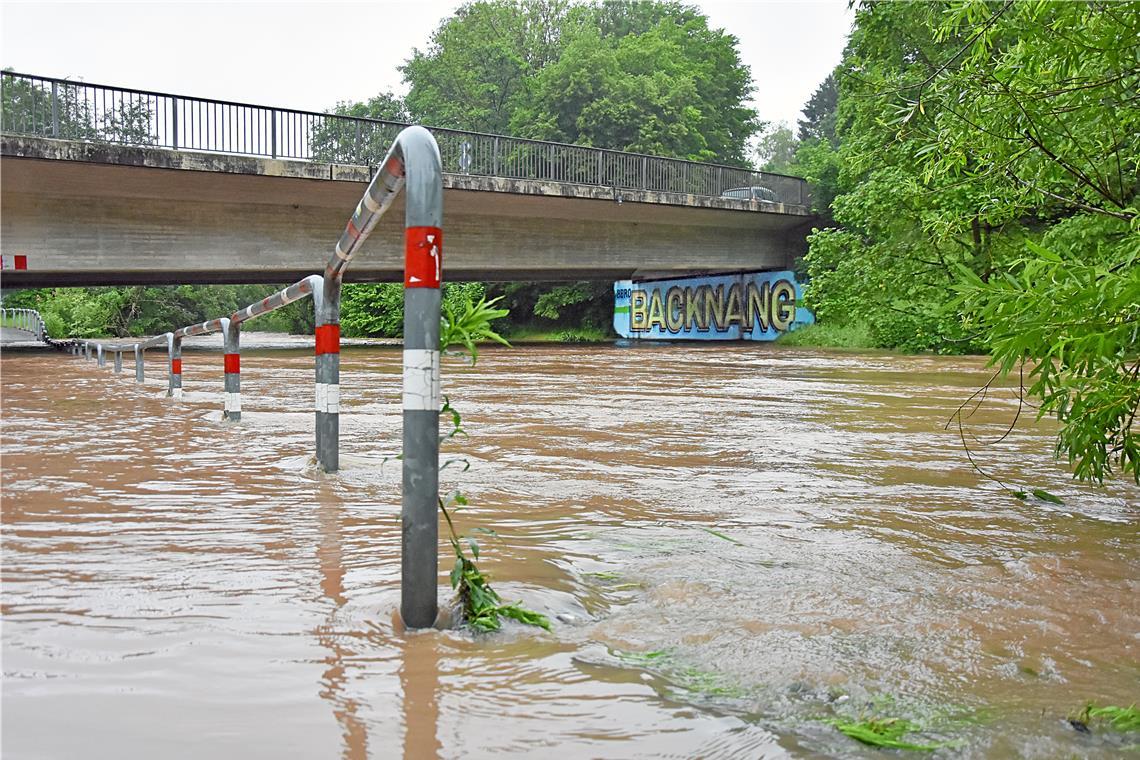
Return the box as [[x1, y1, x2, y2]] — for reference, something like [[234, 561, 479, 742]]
[[1, 1, 852, 130]]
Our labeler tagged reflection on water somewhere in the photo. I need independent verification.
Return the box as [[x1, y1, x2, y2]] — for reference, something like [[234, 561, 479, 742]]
[[2, 343, 1137, 758]]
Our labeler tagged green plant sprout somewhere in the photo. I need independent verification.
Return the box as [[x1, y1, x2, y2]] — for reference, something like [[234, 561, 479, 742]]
[[1073, 702, 1140, 732], [828, 716, 950, 751], [436, 295, 550, 633]]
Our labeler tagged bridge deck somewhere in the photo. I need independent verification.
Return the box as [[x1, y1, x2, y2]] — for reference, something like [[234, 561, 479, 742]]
[[2, 136, 814, 287]]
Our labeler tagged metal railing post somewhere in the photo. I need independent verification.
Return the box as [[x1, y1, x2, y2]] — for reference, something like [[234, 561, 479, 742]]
[[270, 109, 278, 159], [493, 136, 500, 176], [399, 128, 444, 630], [97, 345, 105, 368], [222, 318, 240, 421], [50, 82, 59, 138], [171, 97, 179, 150], [314, 278, 340, 472], [134, 344, 144, 383], [168, 333, 182, 398], [84, 341, 91, 360], [320, 125, 442, 627]]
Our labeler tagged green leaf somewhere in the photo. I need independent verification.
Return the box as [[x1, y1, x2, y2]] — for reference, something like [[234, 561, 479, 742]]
[[1030, 488, 1063, 504]]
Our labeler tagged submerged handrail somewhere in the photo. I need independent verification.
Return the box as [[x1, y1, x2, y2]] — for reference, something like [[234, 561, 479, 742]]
[[68, 126, 444, 628]]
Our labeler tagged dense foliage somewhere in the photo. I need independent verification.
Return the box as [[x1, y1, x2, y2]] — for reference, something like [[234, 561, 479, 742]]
[[349, 0, 760, 335], [3, 285, 313, 338], [402, 0, 757, 163], [799, 0, 1139, 481]]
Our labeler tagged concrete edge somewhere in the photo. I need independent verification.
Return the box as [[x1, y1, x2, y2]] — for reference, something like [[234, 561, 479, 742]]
[[1, 134, 813, 217]]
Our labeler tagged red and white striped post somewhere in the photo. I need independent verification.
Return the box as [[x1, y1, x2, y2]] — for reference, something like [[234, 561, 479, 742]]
[[314, 288, 340, 472], [319, 125, 443, 626], [318, 135, 411, 473], [166, 333, 182, 398], [173, 319, 226, 412], [222, 318, 240, 421]]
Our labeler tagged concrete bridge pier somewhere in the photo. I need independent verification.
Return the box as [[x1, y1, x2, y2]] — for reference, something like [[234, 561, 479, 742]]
[[222, 319, 240, 421]]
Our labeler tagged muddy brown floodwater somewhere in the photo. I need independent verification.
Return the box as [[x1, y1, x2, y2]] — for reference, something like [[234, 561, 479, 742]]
[[2, 343, 1137, 759]]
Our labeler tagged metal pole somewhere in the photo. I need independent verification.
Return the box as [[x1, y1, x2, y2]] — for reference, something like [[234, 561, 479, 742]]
[[134, 344, 144, 383], [167, 333, 182, 398], [50, 81, 59, 138], [84, 341, 91, 360], [271, 109, 277, 159], [97, 345, 105, 368], [314, 280, 340, 472], [171, 97, 179, 150], [400, 128, 444, 630], [222, 318, 240, 421], [114, 349, 122, 374]]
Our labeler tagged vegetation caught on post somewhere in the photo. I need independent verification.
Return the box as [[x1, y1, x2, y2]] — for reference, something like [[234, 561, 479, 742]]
[[437, 295, 552, 633], [1071, 702, 1140, 733]]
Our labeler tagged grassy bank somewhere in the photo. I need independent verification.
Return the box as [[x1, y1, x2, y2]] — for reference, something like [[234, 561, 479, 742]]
[[776, 321, 877, 349], [503, 325, 613, 343]]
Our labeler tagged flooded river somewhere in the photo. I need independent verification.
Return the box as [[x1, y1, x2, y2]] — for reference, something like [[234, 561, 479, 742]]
[[2, 343, 1136, 758]]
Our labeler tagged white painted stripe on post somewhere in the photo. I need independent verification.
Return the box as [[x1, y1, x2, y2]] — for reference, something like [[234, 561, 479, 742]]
[[402, 349, 440, 411], [315, 383, 340, 414], [224, 392, 242, 413]]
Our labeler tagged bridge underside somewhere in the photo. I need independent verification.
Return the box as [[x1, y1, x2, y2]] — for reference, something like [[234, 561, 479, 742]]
[[0, 138, 813, 287]]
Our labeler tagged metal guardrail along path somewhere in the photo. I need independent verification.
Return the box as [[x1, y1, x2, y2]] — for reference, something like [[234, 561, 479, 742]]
[[1, 70, 809, 206], [66, 126, 445, 629]]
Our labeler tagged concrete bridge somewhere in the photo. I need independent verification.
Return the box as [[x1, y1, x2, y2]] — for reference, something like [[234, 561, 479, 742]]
[[0, 72, 814, 287]]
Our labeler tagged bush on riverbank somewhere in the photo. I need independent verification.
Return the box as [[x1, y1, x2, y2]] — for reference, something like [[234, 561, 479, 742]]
[[775, 321, 875, 350]]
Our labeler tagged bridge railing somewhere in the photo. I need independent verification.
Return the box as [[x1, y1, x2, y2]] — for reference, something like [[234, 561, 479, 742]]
[[1, 70, 809, 206], [1, 308, 46, 342]]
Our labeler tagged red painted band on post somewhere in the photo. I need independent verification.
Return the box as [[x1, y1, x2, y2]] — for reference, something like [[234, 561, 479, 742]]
[[385, 157, 405, 177], [14, 255, 27, 270], [315, 324, 341, 355], [404, 226, 443, 289], [171, 359, 182, 375], [223, 353, 240, 374]]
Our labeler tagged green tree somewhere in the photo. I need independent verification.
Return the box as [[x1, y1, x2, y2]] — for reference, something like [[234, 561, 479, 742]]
[[802, 1, 1006, 352], [797, 71, 838, 145], [754, 122, 798, 174], [907, 1, 1140, 483], [310, 92, 409, 164], [512, 6, 757, 163], [401, 0, 568, 133], [802, 0, 1139, 482], [6, 285, 311, 338]]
